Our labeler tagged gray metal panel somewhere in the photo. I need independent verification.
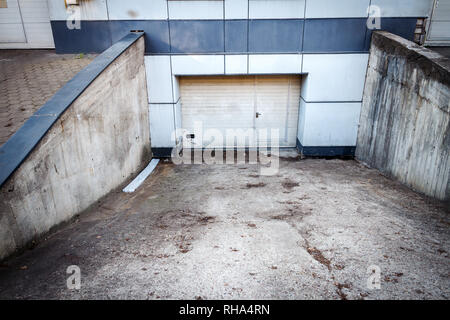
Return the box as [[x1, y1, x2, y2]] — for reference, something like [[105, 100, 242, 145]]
[[303, 18, 366, 53], [430, 0, 450, 20], [169, 20, 224, 53], [365, 18, 418, 50], [110, 20, 170, 53], [225, 20, 248, 52], [248, 19, 303, 53], [379, 18, 417, 41], [51, 20, 112, 53], [427, 0, 450, 42]]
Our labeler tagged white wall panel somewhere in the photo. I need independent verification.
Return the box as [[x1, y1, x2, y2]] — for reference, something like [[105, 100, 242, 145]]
[[47, 0, 108, 20], [225, 55, 248, 74], [171, 55, 225, 75], [173, 75, 180, 102], [79, 0, 108, 20], [225, 0, 248, 19], [428, 21, 450, 40], [305, 0, 370, 18], [23, 22, 54, 46], [12, 0, 54, 47], [47, 0, 68, 20], [0, 23, 26, 42], [0, 0, 53, 47], [248, 54, 302, 74], [174, 100, 182, 143], [168, 0, 223, 20], [0, 0, 25, 43], [299, 101, 361, 146], [149, 104, 176, 148], [297, 98, 306, 145], [427, 0, 450, 42], [145, 56, 174, 103], [431, 0, 450, 20], [0, 0, 22, 23], [107, 0, 167, 20], [371, 0, 433, 17], [301, 53, 369, 102], [249, 0, 305, 19], [19, 0, 51, 23]]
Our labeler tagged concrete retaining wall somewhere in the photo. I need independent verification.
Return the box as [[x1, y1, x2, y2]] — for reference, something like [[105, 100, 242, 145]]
[[0, 34, 150, 260], [356, 31, 449, 201]]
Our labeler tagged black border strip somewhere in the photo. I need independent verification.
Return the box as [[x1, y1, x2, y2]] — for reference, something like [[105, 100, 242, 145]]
[[152, 147, 174, 158], [0, 32, 145, 187], [296, 138, 356, 157]]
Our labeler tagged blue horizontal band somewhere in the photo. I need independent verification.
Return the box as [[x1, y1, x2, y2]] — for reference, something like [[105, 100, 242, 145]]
[[50, 18, 418, 54]]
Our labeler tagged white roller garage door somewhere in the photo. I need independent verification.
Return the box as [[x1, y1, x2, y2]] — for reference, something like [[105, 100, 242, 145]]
[[179, 75, 300, 148]]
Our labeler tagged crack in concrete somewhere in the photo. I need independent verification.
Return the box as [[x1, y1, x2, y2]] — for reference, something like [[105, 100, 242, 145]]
[[283, 216, 353, 300]]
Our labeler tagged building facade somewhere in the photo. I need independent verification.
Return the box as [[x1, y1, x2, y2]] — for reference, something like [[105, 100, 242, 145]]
[[0, 0, 442, 156]]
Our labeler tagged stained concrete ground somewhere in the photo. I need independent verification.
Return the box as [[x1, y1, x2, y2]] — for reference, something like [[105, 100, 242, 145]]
[[0, 50, 95, 146], [0, 157, 449, 300]]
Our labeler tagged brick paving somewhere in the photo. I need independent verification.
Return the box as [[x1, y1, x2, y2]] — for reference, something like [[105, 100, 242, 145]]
[[0, 50, 96, 146]]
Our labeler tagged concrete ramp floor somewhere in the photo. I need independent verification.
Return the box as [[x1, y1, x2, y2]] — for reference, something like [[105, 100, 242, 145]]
[[0, 159, 448, 299]]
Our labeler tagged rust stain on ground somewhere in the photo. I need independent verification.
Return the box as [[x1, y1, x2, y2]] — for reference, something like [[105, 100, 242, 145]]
[[306, 246, 332, 271], [281, 179, 299, 190], [244, 182, 266, 189]]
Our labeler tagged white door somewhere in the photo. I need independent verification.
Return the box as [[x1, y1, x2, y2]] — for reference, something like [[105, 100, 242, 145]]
[[0, 0, 26, 43], [0, 0, 54, 48], [426, 0, 450, 45], [179, 75, 301, 149], [253, 76, 301, 147]]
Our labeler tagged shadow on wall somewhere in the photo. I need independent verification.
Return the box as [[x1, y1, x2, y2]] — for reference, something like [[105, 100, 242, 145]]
[[356, 31, 450, 201]]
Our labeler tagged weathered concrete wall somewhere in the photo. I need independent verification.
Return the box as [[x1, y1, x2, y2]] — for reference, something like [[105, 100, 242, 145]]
[[0, 36, 150, 260], [356, 31, 450, 201]]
